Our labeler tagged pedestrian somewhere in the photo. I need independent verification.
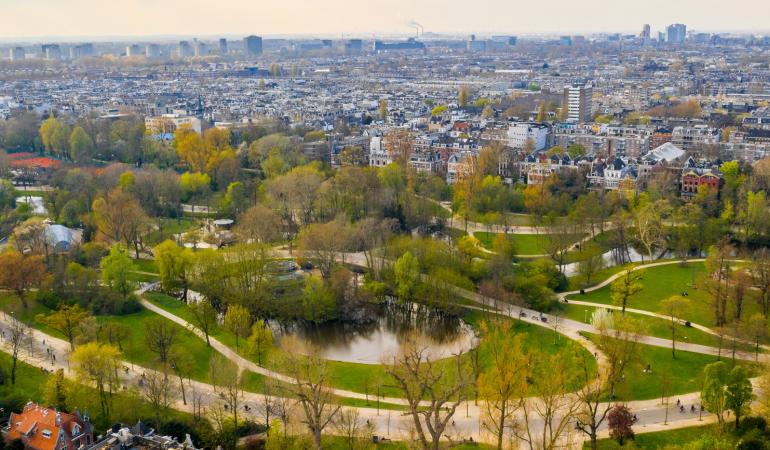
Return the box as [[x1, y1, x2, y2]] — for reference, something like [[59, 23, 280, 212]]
[[676, 399, 680, 406], [690, 405, 695, 413]]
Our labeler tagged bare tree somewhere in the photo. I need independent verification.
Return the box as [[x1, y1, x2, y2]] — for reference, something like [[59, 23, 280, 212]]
[[333, 409, 376, 450], [7, 316, 31, 384], [279, 337, 341, 450], [516, 352, 581, 450], [142, 368, 177, 431], [384, 335, 473, 450], [210, 354, 245, 428], [576, 317, 640, 450]]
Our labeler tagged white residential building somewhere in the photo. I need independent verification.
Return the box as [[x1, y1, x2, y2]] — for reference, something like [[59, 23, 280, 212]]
[[507, 122, 549, 150]]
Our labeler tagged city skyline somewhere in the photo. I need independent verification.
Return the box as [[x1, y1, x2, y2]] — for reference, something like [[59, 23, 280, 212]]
[[3, 0, 770, 40]]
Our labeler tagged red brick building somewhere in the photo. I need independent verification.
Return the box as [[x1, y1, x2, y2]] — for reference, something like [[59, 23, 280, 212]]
[[3, 403, 93, 450]]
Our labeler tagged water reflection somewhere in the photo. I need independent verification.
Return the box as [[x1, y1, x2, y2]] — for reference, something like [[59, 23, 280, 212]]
[[274, 302, 478, 364]]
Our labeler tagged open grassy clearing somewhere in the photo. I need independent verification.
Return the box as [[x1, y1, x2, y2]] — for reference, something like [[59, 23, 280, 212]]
[[583, 332, 758, 401], [558, 303, 759, 354], [587, 424, 720, 449], [473, 231, 584, 255], [567, 261, 761, 327]]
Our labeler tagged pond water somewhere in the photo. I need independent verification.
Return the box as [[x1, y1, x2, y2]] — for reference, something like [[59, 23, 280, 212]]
[[273, 303, 478, 364], [562, 246, 704, 277]]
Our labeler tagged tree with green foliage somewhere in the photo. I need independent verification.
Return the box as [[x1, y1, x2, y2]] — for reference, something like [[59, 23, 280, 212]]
[[100, 244, 135, 298], [301, 277, 337, 323], [224, 304, 252, 350], [70, 342, 122, 421], [36, 304, 92, 351], [154, 240, 194, 301], [39, 115, 69, 158], [394, 251, 420, 306], [247, 320, 273, 365], [701, 361, 730, 427], [726, 365, 754, 428], [69, 126, 95, 163]]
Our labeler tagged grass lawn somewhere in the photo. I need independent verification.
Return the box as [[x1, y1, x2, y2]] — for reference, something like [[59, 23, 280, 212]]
[[587, 424, 721, 449], [0, 348, 49, 402], [474, 231, 584, 255], [324, 437, 493, 449], [145, 218, 197, 245], [0, 294, 216, 383], [132, 258, 159, 274], [558, 304, 758, 353], [566, 261, 761, 328], [583, 332, 758, 401]]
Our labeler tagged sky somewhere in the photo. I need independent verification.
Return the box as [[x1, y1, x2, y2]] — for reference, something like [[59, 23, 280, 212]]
[[2, 0, 770, 40]]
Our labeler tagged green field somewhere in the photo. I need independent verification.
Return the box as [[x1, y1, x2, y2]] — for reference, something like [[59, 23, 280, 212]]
[[567, 262, 761, 327], [587, 424, 722, 449], [583, 332, 758, 401], [474, 231, 584, 255], [559, 304, 759, 353]]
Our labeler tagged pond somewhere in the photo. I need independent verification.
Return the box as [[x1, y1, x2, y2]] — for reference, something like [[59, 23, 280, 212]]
[[273, 303, 478, 364]]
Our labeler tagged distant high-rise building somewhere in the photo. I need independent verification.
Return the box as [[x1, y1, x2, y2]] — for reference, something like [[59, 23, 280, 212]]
[[640, 24, 651, 39], [42, 44, 61, 60], [194, 40, 208, 57], [178, 40, 193, 58], [126, 44, 143, 57], [559, 36, 573, 46], [219, 38, 228, 55], [243, 35, 263, 56], [666, 23, 687, 44], [345, 39, 363, 55], [145, 44, 160, 58], [9, 47, 25, 61], [508, 36, 518, 46], [467, 34, 487, 52], [563, 83, 593, 123]]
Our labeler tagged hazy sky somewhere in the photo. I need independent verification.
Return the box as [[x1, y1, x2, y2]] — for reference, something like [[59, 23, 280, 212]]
[[2, 0, 770, 40]]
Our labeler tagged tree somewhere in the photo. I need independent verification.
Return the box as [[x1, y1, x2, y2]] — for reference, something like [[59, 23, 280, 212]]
[[7, 317, 30, 384], [730, 269, 752, 321], [577, 317, 640, 450], [610, 269, 643, 315], [144, 316, 178, 367], [188, 299, 218, 346], [332, 409, 375, 450], [224, 304, 251, 350], [704, 240, 734, 327], [298, 219, 350, 279], [394, 251, 420, 306], [659, 295, 691, 358], [478, 323, 530, 450], [576, 247, 605, 286], [633, 199, 669, 262], [142, 368, 177, 431], [301, 277, 337, 323], [727, 366, 754, 428], [154, 240, 194, 301], [279, 337, 341, 450], [39, 115, 69, 158], [607, 405, 635, 446], [100, 243, 135, 298], [234, 204, 282, 244], [0, 251, 46, 308], [701, 361, 730, 427], [744, 313, 768, 360], [247, 320, 273, 366], [379, 99, 388, 121], [752, 248, 770, 318], [169, 348, 195, 405], [209, 354, 244, 429], [69, 126, 95, 163], [384, 335, 473, 450], [516, 352, 581, 450], [44, 369, 69, 412], [36, 304, 92, 351], [92, 188, 151, 258], [458, 85, 470, 107], [179, 172, 211, 211], [71, 342, 122, 421]]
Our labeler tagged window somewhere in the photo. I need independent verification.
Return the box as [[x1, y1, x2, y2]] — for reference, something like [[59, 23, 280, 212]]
[[42, 430, 52, 438]]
